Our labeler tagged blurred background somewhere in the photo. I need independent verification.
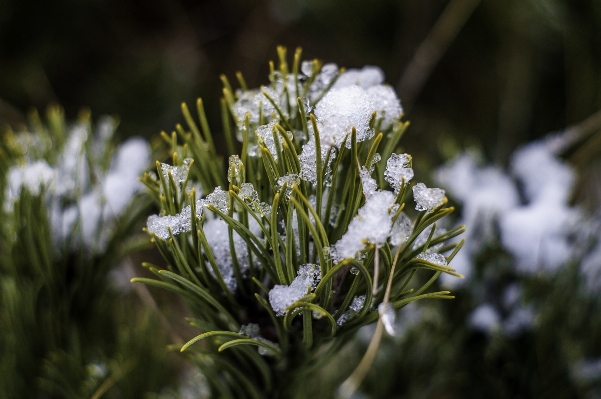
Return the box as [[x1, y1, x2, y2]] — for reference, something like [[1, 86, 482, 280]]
[[2, 0, 599, 170]]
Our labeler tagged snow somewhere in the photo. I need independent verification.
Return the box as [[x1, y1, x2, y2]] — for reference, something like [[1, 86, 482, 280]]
[[510, 141, 575, 204], [333, 66, 385, 90], [6, 122, 150, 254], [467, 284, 534, 337], [239, 323, 260, 338], [328, 190, 396, 264], [416, 252, 448, 266], [502, 305, 536, 337], [7, 160, 55, 200], [203, 217, 261, 291], [436, 153, 519, 287], [384, 153, 413, 193], [146, 203, 199, 240], [269, 264, 321, 316], [412, 225, 446, 253], [315, 63, 338, 86], [313, 85, 375, 149], [412, 183, 445, 212], [367, 85, 403, 130], [499, 200, 579, 274], [205, 187, 229, 214], [301, 60, 314, 77], [298, 136, 332, 184], [160, 158, 192, 189], [256, 120, 279, 160], [102, 138, 150, 216], [54, 125, 89, 197], [239, 323, 280, 356], [227, 155, 244, 184], [276, 174, 300, 199], [337, 295, 367, 326], [232, 87, 285, 129], [495, 140, 581, 274], [359, 166, 378, 198], [390, 212, 413, 246]]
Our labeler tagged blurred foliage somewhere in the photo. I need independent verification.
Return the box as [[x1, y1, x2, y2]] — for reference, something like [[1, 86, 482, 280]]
[[0, 109, 178, 398]]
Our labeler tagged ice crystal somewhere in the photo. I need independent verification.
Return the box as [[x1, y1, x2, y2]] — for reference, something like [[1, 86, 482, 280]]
[[161, 158, 193, 184], [333, 65, 385, 90], [239, 183, 259, 203], [412, 225, 446, 253], [416, 252, 448, 266], [276, 174, 300, 199], [359, 166, 378, 198], [148, 186, 234, 240], [337, 295, 366, 326], [269, 264, 321, 316], [256, 120, 279, 160], [329, 190, 396, 263], [368, 153, 381, 173], [146, 203, 201, 240], [390, 212, 412, 246], [412, 183, 445, 212], [313, 85, 374, 149], [227, 155, 244, 185], [205, 187, 229, 214], [367, 85, 403, 130], [384, 153, 413, 193], [233, 90, 260, 128], [298, 137, 332, 184], [238, 183, 270, 217], [203, 217, 261, 292], [239, 323, 280, 357]]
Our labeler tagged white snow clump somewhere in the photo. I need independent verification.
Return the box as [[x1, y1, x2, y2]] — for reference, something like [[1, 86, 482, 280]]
[[336, 295, 367, 326], [6, 119, 151, 254], [499, 141, 580, 274], [412, 182, 446, 212], [328, 180, 396, 263], [204, 217, 261, 292], [384, 153, 413, 193], [269, 264, 321, 316], [333, 65, 385, 89], [146, 186, 230, 240]]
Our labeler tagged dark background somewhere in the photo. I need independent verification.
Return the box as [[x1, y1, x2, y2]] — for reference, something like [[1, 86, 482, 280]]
[[1, 0, 600, 169]]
